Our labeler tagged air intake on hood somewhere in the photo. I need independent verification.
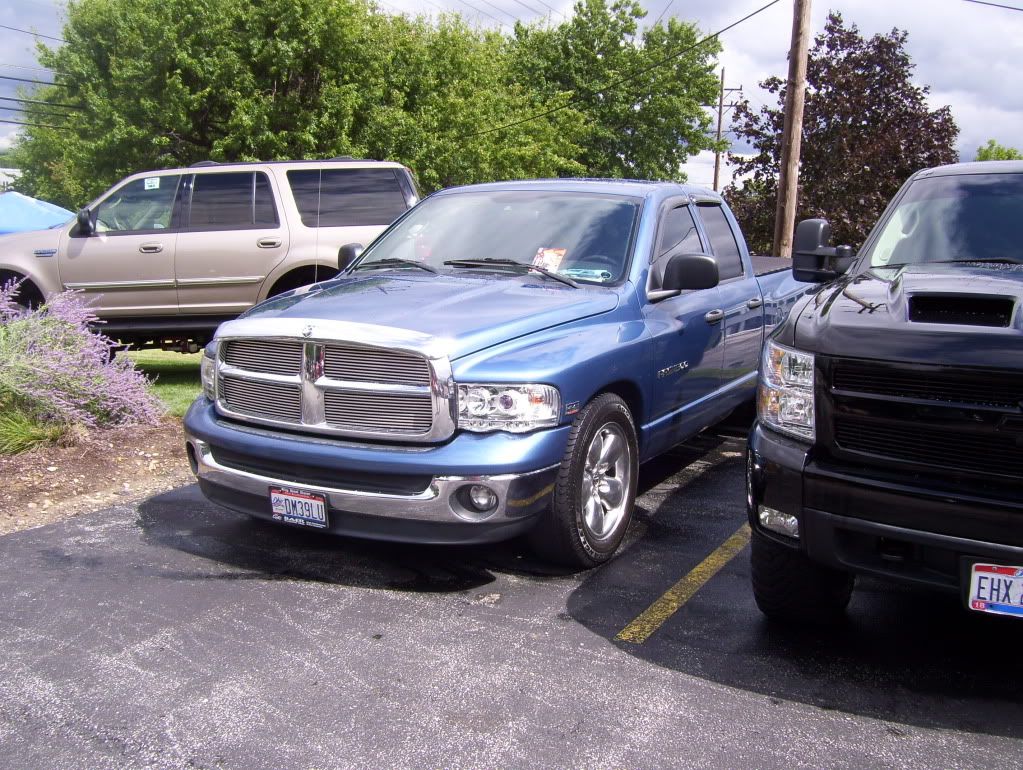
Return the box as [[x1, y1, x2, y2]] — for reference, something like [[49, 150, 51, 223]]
[[908, 294, 1015, 328]]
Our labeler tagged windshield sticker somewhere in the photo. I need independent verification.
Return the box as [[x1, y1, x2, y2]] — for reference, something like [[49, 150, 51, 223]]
[[562, 268, 614, 282], [533, 248, 566, 272], [144, 177, 160, 190]]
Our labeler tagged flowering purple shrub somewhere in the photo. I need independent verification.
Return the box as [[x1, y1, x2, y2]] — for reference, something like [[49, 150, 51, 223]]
[[0, 281, 164, 437]]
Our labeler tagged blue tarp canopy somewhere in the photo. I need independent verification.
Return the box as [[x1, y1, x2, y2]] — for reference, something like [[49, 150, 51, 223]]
[[0, 191, 73, 234]]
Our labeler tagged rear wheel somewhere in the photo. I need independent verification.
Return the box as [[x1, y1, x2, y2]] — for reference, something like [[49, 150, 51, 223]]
[[750, 527, 853, 624], [528, 393, 638, 568]]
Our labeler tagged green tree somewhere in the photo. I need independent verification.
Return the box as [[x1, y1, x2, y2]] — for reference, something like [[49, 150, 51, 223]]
[[511, 0, 722, 180], [725, 13, 958, 253], [976, 139, 1022, 161], [12, 0, 584, 208]]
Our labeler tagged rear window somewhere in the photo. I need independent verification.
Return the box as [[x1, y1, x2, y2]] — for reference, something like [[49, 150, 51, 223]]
[[287, 168, 409, 228], [698, 203, 744, 280]]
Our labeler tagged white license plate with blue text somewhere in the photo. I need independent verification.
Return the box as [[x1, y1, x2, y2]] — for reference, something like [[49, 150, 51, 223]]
[[968, 564, 1023, 619], [269, 487, 328, 529]]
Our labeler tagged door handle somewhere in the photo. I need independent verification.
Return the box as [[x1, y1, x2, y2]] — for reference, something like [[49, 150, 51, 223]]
[[747, 297, 764, 309], [138, 242, 163, 254], [704, 309, 724, 323], [257, 237, 282, 248]]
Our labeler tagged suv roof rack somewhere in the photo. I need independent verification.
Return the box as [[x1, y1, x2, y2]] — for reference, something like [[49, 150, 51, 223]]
[[190, 160, 220, 167]]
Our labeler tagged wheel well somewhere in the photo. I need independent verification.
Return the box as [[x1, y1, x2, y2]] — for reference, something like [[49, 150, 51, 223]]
[[597, 380, 644, 431], [267, 265, 338, 298], [0, 270, 44, 308]]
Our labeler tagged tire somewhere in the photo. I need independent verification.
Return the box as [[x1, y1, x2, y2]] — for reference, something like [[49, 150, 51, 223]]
[[750, 527, 853, 625], [528, 393, 639, 568]]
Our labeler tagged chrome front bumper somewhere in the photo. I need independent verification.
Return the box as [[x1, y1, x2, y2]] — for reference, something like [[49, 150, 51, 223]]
[[186, 438, 558, 525]]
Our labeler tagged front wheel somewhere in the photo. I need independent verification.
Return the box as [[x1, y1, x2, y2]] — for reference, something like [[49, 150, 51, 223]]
[[750, 527, 853, 625], [528, 393, 638, 568]]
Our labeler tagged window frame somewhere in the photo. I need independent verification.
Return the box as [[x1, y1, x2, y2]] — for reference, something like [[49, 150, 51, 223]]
[[183, 170, 281, 232]]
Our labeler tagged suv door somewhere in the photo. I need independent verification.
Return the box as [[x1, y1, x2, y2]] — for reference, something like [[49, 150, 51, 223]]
[[174, 170, 287, 315], [695, 202, 764, 396], [642, 200, 725, 443], [60, 174, 181, 315]]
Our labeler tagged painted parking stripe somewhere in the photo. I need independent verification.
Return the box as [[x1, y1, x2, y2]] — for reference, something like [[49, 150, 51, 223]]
[[615, 523, 751, 644]]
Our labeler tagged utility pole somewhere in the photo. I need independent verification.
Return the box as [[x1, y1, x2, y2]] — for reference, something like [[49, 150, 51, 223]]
[[711, 70, 743, 192], [772, 0, 813, 257]]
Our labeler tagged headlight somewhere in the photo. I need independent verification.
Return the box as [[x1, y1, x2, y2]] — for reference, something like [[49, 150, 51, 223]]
[[758, 339, 815, 441], [456, 383, 560, 433], [201, 341, 218, 401]]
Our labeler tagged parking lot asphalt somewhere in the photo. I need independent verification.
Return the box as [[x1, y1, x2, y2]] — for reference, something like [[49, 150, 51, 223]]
[[1, 430, 1021, 769]]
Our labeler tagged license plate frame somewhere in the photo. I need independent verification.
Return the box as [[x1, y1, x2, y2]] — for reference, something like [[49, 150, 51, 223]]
[[967, 563, 1023, 619], [269, 486, 329, 529]]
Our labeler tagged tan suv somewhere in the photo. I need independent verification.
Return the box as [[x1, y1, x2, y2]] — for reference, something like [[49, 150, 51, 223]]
[[0, 158, 418, 349]]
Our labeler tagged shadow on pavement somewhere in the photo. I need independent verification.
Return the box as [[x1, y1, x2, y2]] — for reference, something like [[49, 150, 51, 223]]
[[136, 484, 578, 594], [566, 444, 1023, 739]]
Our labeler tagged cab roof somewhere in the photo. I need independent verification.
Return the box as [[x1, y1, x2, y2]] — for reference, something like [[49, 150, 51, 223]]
[[434, 177, 723, 203]]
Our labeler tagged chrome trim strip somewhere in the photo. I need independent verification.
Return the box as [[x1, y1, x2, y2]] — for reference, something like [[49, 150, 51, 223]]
[[64, 279, 176, 290], [188, 438, 556, 523], [220, 365, 301, 386], [176, 276, 264, 287]]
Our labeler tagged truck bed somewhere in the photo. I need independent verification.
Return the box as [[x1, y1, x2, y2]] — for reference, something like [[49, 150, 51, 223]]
[[752, 256, 792, 276]]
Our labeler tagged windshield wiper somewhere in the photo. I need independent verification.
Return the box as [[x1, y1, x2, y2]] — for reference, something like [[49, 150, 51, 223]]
[[443, 258, 579, 288], [354, 258, 437, 274]]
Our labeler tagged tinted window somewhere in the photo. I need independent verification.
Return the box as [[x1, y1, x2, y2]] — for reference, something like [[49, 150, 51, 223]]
[[287, 169, 409, 227], [866, 173, 1023, 267], [655, 205, 702, 259], [698, 204, 744, 280], [188, 172, 278, 229], [94, 175, 180, 233]]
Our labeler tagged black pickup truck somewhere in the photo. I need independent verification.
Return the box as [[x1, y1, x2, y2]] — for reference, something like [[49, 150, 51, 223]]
[[746, 160, 1023, 624]]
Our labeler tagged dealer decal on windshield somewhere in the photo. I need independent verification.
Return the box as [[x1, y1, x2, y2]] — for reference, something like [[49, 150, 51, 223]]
[[533, 247, 566, 272]]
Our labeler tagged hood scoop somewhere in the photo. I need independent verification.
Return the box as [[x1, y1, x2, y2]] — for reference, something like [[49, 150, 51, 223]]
[[908, 294, 1015, 328]]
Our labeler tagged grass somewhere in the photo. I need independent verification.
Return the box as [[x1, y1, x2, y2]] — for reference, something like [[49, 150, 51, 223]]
[[125, 349, 202, 418], [0, 408, 70, 454]]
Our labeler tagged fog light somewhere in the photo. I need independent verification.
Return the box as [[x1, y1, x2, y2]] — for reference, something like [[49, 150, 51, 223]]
[[468, 485, 498, 512], [758, 505, 800, 539]]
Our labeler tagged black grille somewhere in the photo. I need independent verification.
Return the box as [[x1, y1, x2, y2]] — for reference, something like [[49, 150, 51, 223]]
[[210, 446, 431, 495], [832, 359, 1023, 410], [834, 418, 1023, 480]]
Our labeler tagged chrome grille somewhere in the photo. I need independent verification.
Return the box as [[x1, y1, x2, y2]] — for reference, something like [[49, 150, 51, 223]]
[[221, 376, 302, 423], [223, 340, 302, 375], [324, 391, 433, 433], [213, 329, 453, 442], [323, 345, 430, 385]]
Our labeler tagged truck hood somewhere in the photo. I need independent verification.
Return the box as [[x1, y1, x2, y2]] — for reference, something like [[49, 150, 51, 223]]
[[238, 272, 620, 360], [792, 262, 1023, 366]]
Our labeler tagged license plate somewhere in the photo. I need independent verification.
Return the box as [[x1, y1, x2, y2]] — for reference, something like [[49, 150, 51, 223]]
[[967, 564, 1023, 618], [269, 487, 328, 529]]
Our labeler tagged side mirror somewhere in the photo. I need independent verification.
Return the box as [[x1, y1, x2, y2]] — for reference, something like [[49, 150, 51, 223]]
[[76, 207, 95, 237], [662, 253, 720, 292], [792, 218, 855, 283], [338, 242, 364, 271]]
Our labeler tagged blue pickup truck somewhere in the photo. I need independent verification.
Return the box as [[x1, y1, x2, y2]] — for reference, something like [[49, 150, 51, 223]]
[[183, 179, 811, 566]]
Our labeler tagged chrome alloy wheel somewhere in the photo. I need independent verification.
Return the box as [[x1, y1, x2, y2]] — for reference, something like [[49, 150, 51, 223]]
[[580, 422, 632, 540]]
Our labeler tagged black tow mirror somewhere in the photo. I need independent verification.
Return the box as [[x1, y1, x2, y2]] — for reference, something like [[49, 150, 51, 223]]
[[662, 253, 720, 292], [76, 207, 95, 236], [338, 242, 364, 271], [793, 218, 855, 283]]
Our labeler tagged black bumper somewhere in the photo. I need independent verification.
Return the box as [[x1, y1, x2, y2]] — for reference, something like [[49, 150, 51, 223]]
[[747, 422, 1023, 592]]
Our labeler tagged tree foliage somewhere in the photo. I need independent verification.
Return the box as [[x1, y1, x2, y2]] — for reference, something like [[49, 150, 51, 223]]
[[725, 13, 959, 254], [511, 0, 722, 180], [976, 139, 1022, 161], [12, 0, 721, 209]]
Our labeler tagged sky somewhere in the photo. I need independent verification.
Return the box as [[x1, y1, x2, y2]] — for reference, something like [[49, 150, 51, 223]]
[[3, 0, 1023, 189]]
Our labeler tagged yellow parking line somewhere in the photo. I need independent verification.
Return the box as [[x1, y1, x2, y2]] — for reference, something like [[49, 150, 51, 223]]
[[615, 523, 751, 644]]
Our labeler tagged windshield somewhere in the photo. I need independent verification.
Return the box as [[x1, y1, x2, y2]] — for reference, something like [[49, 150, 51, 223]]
[[866, 173, 1023, 267], [354, 191, 641, 284]]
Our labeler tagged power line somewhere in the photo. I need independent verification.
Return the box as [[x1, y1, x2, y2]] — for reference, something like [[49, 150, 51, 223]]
[[475, 0, 519, 24], [0, 23, 66, 44], [961, 0, 1023, 10], [0, 62, 63, 76], [0, 105, 73, 121], [0, 94, 82, 110], [0, 117, 69, 131], [454, 0, 508, 27], [506, 0, 545, 17], [653, 0, 675, 25], [530, 0, 565, 18], [0, 74, 65, 88], [457, 0, 782, 140]]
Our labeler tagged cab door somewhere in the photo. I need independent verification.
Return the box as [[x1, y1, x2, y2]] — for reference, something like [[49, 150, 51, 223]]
[[174, 170, 288, 315], [59, 174, 181, 316], [642, 200, 725, 447]]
